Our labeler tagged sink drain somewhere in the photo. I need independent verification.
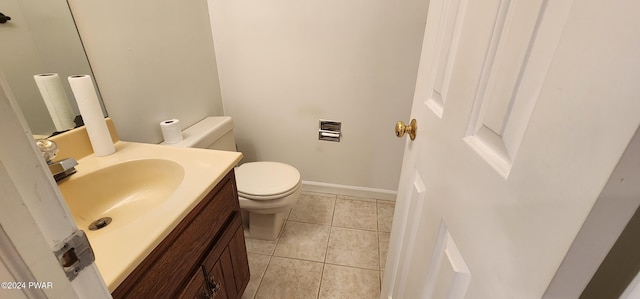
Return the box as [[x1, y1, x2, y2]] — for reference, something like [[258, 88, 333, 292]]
[[89, 217, 112, 231]]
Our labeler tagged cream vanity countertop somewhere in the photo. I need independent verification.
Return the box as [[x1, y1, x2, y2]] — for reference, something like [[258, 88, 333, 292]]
[[56, 141, 242, 291]]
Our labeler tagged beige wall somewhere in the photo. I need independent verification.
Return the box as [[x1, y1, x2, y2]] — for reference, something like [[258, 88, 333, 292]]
[[67, 0, 428, 191], [68, 0, 225, 143], [209, 0, 428, 191]]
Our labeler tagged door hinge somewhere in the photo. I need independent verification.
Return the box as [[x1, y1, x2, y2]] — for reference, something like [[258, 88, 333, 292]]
[[53, 230, 95, 281]]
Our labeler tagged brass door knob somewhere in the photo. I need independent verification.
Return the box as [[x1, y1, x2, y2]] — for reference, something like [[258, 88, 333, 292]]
[[395, 119, 417, 140]]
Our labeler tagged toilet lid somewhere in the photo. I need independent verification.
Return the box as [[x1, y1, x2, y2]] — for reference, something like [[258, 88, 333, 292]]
[[235, 162, 301, 200]]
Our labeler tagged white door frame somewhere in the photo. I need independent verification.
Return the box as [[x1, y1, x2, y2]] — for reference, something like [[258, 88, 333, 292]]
[[0, 71, 110, 298]]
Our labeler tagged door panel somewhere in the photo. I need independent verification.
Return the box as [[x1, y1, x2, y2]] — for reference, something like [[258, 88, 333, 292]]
[[392, 172, 429, 299], [464, 0, 573, 178], [420, 0, 468, 118], [427, 226, 471, 299]]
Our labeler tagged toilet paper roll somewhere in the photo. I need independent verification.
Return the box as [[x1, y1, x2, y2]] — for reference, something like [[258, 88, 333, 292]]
[[320, 131, 340, 138], [33, 73, 76, 131], [68, 75, 115, 156], [160, 119, 183, 144]]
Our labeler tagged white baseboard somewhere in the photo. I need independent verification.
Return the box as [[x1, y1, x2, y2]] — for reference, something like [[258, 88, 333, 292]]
[[301, 181, 397, 201]]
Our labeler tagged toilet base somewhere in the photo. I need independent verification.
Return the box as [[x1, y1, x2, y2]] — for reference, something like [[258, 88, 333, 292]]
[[242, 210, 287, 240]]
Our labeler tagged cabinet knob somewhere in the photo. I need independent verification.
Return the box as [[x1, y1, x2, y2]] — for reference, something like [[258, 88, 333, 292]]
[[199, 265, 222, 298], [199, 287, 213, 299], [198, 277, 221, 298], [207, 276, 221, 296]]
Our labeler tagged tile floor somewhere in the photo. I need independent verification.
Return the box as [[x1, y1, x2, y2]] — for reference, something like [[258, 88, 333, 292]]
[[242, 191, 395, 299]]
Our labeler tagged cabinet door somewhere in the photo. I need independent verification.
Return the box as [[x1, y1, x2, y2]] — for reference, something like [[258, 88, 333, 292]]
[[219, 247, 237, 299], [179, 262, 230, 299], [200, 218, 250, 299], [209, 258, 229, 299], [228, 226, 250, 293]]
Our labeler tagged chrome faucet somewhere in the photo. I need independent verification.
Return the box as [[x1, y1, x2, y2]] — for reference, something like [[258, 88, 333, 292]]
[[36, 139, 78, 182]]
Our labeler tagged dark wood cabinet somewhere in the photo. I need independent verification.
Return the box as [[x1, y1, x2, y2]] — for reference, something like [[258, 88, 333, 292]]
[[113, 170, 250, 298], [179, 221, 249, 299]]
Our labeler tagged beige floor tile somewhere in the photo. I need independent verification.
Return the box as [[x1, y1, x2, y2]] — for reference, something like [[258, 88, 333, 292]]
[[244, 236, 278, 255], [242, 253, 271, 299], [326, 227, 379, 270], [318, 264, 380, 299], [274, 221, 331, 262], [378, 232, 390, 271], [289, 192, 336, 225], [377, 201, 395, 232], [255, 257, 323, 299], [332, 198, 377, 231], [242, 193, 396, 298]]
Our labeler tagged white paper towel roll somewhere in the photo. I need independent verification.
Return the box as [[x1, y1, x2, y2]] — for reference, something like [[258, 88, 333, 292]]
[[160, 119, 183, 144], [34, 73, 76, 131], [68, 75, 115, 156]]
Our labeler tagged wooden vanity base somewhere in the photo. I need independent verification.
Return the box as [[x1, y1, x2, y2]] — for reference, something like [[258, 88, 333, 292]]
[[112, 170, 249, 298]]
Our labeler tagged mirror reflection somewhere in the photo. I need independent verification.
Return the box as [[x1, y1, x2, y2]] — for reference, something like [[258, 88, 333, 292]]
[[0, 0, 106, 136]]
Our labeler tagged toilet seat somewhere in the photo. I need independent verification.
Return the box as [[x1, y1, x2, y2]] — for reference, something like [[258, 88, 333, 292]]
[[235, 162, 301, 200]]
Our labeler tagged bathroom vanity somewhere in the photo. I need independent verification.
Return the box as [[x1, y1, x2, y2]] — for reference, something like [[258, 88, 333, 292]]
[[112, 170, 249, 298], [49, 119, 248, 298]]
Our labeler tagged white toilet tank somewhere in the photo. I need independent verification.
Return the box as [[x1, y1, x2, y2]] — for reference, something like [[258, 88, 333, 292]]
[[164, 117, 237, 151]]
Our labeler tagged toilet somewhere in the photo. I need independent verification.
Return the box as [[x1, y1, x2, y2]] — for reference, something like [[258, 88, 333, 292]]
[[164, 116, 301, 240]]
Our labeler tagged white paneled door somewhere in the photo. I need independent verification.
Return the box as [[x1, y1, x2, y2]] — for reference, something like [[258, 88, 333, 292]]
[[383, 0, 640, 298]]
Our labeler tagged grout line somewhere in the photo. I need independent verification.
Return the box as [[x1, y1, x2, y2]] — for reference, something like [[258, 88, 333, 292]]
[[324, 198, 337, 263], [330, 223, 378, 232], [250, 253, 272, 299], [323, 261, 382, 272], [267, 255, 325, 264], [247, 209, 287, 298], [285, 219, 332, 228], [327, 194, 338, 254], [376, 200, 381, 233], [329, 194, 337, 227], [317, 195, 338, 299], [317, 259, 326, 299]]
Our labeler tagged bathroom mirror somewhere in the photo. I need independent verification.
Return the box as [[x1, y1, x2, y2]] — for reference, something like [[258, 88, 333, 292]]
[[0, 0, 106, 136]]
